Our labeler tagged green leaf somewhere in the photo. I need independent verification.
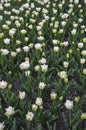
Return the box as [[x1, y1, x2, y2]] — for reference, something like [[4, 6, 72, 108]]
[[72, 122, 79, 130], [11, 118, 17, 130], [35, 123, 43, 130], [62, 112, 68, 128], [47, 122, 52, 130], [21, 127, 25, 130], [53, 122, 57, 130]]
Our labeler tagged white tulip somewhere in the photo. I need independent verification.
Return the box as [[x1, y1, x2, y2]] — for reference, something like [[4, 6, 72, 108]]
[[26, 111, 34, 121], [5, 106, 15, 118], [64, 100, 73, 109], [3, 38, 10, 45], [0, 122, 5, 130], [36, 97, 43, 106]]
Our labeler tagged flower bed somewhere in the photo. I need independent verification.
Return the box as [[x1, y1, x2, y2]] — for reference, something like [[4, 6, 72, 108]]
[[0, 0, 86, 129]]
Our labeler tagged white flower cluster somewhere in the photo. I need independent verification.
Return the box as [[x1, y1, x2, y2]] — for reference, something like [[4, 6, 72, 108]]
[[0, 0, 86, 127]]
